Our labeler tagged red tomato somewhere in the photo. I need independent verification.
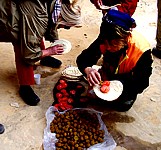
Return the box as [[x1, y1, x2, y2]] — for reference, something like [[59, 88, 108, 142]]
[[61, 83, 68, 88], [56, 93, 63, 99], [58, 98, 63, 103], [60, 89, 67, 94], [60, 106, 66, 111], [61, 97, 68, 101], [100, 85, 110, 93], [102, 81, 110, 86], [65, 104, 73, 109], [70, 90, 76, 95], [59, 79, 66, 84], [64, 92, 69, 97], [54, 104, 60, 109], [59, 102, 68, 106], [76, 85, 82, 89], [57, 84, 63, 90], [67, 98, 74, 104]]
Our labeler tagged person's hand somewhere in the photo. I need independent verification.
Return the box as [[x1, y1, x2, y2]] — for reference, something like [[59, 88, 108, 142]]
[[42, 44, 64, 57], [85, 67, 101, 86], [47, 44, 64, 55], [92, 0, 103, 9]]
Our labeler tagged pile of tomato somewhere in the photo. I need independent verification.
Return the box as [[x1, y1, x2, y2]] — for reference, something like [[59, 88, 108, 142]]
[[53, 79, 85, 111]]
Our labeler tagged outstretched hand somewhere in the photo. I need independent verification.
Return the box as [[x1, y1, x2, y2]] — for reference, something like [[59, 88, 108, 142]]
[[85, 67, 101, 86], [42, 44, 64, 57], [48, 44, 64, 55]]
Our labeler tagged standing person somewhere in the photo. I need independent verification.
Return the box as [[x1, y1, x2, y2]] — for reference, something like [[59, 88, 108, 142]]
[[40, 0, 82, 67], [0, 0, 80, 106], [152, 0, 161, 59], [91, 0, 139, 16], [76, 10, 153, 112]]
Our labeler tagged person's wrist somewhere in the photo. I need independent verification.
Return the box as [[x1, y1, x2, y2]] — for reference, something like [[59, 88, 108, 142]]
[[41, 49, 50, 58], [42, 46, 55, 57], [84, 67, 92, 75]]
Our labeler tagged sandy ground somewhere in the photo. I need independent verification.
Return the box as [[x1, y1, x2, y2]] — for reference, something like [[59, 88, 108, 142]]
[[0, 0, 161, 149]]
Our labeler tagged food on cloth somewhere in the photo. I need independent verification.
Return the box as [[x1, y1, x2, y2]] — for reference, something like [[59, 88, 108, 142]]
[[100, 84, 110, 93], [50, 109, 105, 149], [101, 80, 110, 86], [93, 80, 123, 101], [62, 66, 83, 77], [53, 79, 85, 111], [61, 66, 83, 81], [100, 80, 110, 93]]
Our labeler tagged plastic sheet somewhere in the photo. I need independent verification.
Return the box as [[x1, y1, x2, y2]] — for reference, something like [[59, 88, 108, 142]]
[[43, 106, 116, 150]]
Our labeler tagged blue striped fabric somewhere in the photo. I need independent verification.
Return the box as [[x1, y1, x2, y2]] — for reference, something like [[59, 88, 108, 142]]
[[52, 0, 62, 23]]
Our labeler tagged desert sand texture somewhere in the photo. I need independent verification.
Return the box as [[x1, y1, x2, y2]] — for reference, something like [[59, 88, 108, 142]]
[[0, 0, 161, 150]]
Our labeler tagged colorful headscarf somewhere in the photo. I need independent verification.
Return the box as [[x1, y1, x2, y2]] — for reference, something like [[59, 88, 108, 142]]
[[103, 9, 136, 31]]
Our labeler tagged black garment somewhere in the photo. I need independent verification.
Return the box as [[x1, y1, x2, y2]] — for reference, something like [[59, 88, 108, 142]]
[[40, 56, 62, 68], [0, 124, 5, 134], [19, 85, 40, 106], [152, 47, 161, 59], [76, 38, 153, 111]]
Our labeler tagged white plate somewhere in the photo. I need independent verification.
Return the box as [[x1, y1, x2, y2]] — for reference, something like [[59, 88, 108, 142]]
[[50, 39, 72, 54], [93, 80, 123, 101]]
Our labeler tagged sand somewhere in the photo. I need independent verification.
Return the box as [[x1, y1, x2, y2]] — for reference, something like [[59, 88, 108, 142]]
[[0, 0, 161, 149]]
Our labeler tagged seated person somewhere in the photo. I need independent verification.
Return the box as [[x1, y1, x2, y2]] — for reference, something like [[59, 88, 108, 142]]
[[76, 10, 153, 112]]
